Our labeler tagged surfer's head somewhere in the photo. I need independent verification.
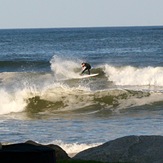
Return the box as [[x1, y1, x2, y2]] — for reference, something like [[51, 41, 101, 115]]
[[81, 63, 85, 67]]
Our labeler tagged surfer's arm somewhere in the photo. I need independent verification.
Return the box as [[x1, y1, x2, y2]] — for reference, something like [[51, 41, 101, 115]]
[[81, 67, 87, 74]]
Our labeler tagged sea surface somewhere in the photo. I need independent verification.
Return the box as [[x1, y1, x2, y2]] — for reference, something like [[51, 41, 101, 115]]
[[1, 26, 163, 156]]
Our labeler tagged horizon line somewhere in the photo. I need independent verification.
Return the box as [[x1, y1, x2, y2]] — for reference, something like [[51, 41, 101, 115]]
[[0, 25, 163, 30]]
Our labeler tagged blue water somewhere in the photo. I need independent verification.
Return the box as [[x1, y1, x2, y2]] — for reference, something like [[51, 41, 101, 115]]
[[1, 26, 163, 156]]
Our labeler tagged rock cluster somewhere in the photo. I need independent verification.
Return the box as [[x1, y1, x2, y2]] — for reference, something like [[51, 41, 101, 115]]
[[73, 135, 163, 163], [0, 140, 69, 163], [1, 135, 163, 163], [0, 142, 56, 163]]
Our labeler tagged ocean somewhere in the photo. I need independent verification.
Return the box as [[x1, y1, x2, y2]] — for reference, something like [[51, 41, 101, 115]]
[[1, 26, 163, 156]]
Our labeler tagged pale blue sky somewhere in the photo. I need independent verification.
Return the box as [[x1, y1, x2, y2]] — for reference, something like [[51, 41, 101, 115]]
[[0, 0, 163, 29]]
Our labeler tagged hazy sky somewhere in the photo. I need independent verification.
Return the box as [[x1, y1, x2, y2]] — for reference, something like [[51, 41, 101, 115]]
[[0, 0, 163, 29]]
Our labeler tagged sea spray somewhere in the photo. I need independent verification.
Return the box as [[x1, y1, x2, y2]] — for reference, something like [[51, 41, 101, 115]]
[[0, 88, 27, 115], [50, 55, 82, 80]]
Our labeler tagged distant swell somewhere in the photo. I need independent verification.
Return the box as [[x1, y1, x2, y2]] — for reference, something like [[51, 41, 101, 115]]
[[0, 60, 50, 72]]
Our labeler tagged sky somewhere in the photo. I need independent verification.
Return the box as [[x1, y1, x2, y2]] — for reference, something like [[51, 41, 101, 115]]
[[0, 0, 163, 29]]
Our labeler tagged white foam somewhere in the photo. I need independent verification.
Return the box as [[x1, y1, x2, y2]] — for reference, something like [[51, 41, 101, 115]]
[[0, 89, 27, 115], [104, 65, 163, 86], [49, 140, 101, 157], [0, 85, 40, 115]]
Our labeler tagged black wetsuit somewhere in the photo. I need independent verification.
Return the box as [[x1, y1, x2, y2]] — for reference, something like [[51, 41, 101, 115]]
[[82, 63, 91, 75]]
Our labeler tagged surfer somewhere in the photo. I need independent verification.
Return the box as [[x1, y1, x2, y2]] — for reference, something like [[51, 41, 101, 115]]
[[81, 62, 91, 75]]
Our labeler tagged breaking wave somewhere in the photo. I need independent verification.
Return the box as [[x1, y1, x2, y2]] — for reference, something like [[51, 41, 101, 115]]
[[104, 64, 163, 86], [1, 80, 163, 116], [26, 85, 163, 114], [1, 55, 163, 116]]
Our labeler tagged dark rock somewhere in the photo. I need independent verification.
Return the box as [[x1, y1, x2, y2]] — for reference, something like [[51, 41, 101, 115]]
[[25, 140, 70, 160], [73, 135, 163, 163], [0, 143, 56, 163]]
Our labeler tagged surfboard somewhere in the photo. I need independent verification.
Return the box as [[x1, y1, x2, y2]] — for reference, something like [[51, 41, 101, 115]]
[[77, 73, 99, 79]]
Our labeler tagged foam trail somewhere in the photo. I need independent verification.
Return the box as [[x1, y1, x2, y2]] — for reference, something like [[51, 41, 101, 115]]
[[104, 65, 163, 86]]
